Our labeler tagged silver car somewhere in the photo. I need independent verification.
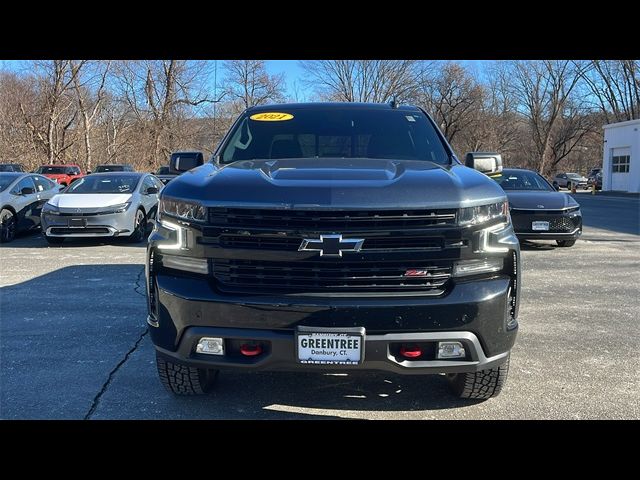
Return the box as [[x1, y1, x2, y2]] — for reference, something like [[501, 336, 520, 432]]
[[41, 172, 163, 244], [1, 172, 63, 243]]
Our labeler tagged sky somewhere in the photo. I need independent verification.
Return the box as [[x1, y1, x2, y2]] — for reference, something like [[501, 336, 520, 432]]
[[266, 60, 490, 98], [0, 59, 489, 99]]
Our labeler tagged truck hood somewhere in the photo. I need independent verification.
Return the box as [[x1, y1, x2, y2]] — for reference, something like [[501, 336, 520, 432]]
[[506, 191, 580, 210], [162, 158, 506, 209], [48, 193, 133, 208]]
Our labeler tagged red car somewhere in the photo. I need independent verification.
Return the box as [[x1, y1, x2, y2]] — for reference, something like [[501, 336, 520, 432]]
[[36, 164, 84, 186]]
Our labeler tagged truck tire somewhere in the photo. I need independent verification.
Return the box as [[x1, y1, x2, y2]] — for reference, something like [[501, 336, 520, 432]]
[[156, 353, 218, 395], [447, 354, 510, 400], [556, 239, 576, 247]]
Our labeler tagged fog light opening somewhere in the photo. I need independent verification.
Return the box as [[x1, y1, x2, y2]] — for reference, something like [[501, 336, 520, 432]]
[[399, 344, 423, 359], [240, 343, 263, 357], [196, 337, 224, 355], [437, 341, 466, 359]]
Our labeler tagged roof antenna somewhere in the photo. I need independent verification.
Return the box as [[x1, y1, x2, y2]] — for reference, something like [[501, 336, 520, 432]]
[[389, 96, 399, 109]]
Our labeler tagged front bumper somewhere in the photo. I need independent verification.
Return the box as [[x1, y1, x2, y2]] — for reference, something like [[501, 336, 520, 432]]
[[155, 327, 510, 374], [148, 271, 518, 374], [511, 209, 582, 241], [41, 210, 136, 237]]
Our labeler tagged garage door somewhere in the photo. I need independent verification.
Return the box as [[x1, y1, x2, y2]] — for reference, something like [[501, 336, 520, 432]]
[[611, 147, 631, 191]]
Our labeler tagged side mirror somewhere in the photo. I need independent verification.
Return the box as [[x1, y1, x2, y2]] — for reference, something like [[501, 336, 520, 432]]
[[21, 186, 35, 195], [146, 186, 159, 195], [170, 151, 204, 174], [465, 152, 503, 176]]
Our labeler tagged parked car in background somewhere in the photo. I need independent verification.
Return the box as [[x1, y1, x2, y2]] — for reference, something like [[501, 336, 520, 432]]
[[154, 166, 179, 185], [587, 168, 602, 190], [552, 172, 588, 190], [492, 168, 582, 247], [36, 164, 84, 186], [589, 172, 602, 190], [0, 163, 25, 172], [0, 172, 63, 242], [41, 172, 163, 245], [94, 164, 135, 173], [587, 167, 601, 178]]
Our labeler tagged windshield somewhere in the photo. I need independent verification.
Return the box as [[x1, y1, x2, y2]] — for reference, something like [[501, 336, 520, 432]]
[[220, 107, 450, 165], [566, 173, 582, 179], [0, 174, 17, 192], [492, 170, 555, 191], [38, 166, 67, 174], [65, 175, 140, 194], [96, 165, 124, 172], [0, 165, 18, 172]]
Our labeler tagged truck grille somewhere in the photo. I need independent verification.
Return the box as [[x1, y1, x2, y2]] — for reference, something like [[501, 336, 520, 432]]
[[213, 259, 452, 293], [217, 235, 444, 251], [208, 207, 456, 230]]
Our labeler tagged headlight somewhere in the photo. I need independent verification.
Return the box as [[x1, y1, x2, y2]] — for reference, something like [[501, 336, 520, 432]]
[[458, 201, 509, 226], [101, 202, 131, 214], [42, 203, 60, 215], [160, 198, 206, 222]]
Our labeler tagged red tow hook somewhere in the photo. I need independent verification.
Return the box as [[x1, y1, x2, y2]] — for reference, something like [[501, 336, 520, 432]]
[[399, 345, 423, 359], [240, 343, 263, 357]]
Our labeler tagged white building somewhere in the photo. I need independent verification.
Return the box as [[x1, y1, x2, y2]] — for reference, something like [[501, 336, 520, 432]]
[[602, 119, 640, 193]]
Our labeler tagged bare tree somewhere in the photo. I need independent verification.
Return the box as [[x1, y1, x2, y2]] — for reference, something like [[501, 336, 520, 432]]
[[579, 60, 640, 122], [71, 60, 110, 172], [301, 60, 419, 103], [223, 60, 284, 112], [0, 71, 40, 167], [458, 62, 523, 160], [508, 60, 586, 175], [417, 62, 483, 145], [114, 60, 214, 167], [19, 60, 81, 164]]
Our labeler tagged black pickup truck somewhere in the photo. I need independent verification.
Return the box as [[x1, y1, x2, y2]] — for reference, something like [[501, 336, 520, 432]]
[[146, 102, 520, 400]]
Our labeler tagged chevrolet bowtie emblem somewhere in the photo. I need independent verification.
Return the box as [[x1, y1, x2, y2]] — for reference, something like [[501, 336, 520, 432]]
[[298, 234, 364, 257]]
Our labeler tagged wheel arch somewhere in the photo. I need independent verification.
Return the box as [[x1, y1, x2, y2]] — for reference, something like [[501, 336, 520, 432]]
[[1, 205, 17, 217]]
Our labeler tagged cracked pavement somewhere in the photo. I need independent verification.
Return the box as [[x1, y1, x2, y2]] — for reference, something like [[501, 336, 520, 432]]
[[0, 193, 638, 419]]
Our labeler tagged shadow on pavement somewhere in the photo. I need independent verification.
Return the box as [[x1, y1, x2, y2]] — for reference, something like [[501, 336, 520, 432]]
[[116, 346, 486, 419], [518, 240, 557, 251], [210, 369, 484, 416], [0, 264, 146, 419]]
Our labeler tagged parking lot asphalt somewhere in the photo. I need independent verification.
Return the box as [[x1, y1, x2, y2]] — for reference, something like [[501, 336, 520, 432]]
[[1, 194, 638, 419]]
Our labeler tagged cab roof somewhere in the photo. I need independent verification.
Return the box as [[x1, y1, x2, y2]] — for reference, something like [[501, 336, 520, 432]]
[[247, 102, 421, 113]]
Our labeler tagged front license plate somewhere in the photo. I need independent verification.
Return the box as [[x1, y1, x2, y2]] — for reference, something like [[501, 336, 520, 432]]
[[532, 221, 549, 231], [297, 327, 364, 365], [69, 218, 86, 227]]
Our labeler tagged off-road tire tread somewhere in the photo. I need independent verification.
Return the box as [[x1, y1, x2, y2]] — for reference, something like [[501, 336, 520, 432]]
[[449, 355, 510, 400], [156, 353, 217, 395]]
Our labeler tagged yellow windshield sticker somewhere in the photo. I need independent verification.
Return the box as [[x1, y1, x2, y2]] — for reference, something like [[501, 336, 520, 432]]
[[250, 112, 294, 121]]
